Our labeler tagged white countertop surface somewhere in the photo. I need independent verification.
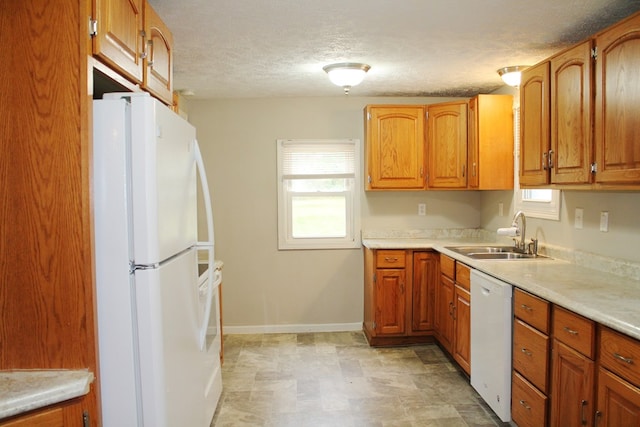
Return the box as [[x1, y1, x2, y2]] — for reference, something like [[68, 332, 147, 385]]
[[363, 237, 640, 341], [0, 370, 94, 420]]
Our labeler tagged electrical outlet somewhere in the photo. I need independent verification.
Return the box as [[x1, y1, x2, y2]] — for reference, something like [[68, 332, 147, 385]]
[[574, 208, 584, 229], [600, 211, 609, 232], [418, 203, 426, 216], [498, 202, 504, 217]]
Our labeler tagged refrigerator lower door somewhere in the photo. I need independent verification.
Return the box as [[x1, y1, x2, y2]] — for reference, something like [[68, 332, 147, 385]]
[[135, 248, 206, 427]]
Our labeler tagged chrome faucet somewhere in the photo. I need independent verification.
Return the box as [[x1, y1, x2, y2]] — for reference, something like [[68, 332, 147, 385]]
[[511, 210, 526, 253]]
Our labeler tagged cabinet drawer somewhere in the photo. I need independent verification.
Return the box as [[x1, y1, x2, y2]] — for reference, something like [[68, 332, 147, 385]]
[[600, 326, 640, 387], [512, 371, 548, 427], [376, 250, 406, 268], [440, 254, 455, 279], [514, 288, 550, 334], [513, 319, 550, 393], [552, 305, 595, 359], [455, 262, 470, 291]]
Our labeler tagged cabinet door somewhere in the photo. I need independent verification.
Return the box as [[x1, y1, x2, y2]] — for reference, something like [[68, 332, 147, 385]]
[[520, 61, 551, 186], [594, 13, 640, 184], [365, 106, 425, 189], [427, 101, 468, 188], [143, 2, 174, 104], [375, 269, 406, 335], [411, 252, 437, 333], [435, 275, 455, 353], [453, 285, 471, 375], [550, 41, 593, 184], [468, 95, 514, 190], [550, 340, 595, 427], [93, 0, 144, 83], [596, 367, 640, 427]]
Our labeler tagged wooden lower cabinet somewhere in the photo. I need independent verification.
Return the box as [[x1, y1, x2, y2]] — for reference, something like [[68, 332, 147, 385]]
[[596, 367, 640, 427], [363, 248, 438, 346], [512, 371, 548, 427], [0, 398, 85, 427], [550, 339, 595, 427], [453, 284, 470, 374], [435, 274, 455, 353]]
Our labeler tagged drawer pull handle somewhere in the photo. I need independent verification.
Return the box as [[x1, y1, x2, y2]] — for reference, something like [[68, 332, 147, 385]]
[[581, 400, 588, 426], [563, 326, 579, 335], [613, 353, 634, 364], [384, 257, 398, 262], [519, 400, 531, 410], [520, 304, 533, 312], [521, 348, 533, 356]]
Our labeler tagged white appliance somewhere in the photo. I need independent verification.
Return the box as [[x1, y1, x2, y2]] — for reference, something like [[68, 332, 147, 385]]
[[470, 269, 513, 422], [93, 92, 222, 427]]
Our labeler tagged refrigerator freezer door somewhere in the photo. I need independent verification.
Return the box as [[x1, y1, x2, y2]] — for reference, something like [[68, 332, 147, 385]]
[[129, 94, 198, 265], [135, 248, 205, 427]]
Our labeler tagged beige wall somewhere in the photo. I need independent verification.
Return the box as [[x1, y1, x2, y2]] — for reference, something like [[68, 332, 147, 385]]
[[188, 96, 479, 332], [189, 95, 640, 332]]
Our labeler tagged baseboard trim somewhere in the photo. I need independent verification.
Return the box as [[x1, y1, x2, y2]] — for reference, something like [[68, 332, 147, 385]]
[[224, 322, 362, 335]]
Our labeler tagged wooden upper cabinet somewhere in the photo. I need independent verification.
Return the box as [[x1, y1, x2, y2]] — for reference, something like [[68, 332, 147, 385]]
[[594, 12, 640, 185], [365, 105, 426, 190], [468, 94, 514, 190], [550, 40, 594, 185], [143, 2, 174, 104], [427, 101, 468, 188], [520, 61, 551, 186], [93, 0, 145, 84]]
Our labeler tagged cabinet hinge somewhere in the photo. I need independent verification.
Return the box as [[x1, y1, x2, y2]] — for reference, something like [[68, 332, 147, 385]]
[[83, 411, 90, 427], [372, 321, 377, 330], [591, 47, 598, 60], [367, 175, 372, 184], [425, 111, 429, 120], [591, 162, 597, 174], [89, 19, 97, 37], [373, 273, 377, 283]]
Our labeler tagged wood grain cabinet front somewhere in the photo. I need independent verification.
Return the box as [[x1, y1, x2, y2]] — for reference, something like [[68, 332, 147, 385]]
[[363, 248, 438, 346], [92, 0, 145, 84], [364, 105, 426, 190], [427, 101, 468, 189], [143, 1, 174, 104]]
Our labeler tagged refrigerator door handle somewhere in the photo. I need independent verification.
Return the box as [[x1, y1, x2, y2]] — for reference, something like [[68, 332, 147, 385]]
[[194, 139, 215, 351]]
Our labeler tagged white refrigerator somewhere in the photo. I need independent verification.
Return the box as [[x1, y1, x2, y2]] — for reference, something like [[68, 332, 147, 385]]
[[93, 92, 222, 427]]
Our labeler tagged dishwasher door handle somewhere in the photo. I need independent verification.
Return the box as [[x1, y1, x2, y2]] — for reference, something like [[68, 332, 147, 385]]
[[480, 286, 491, 296]]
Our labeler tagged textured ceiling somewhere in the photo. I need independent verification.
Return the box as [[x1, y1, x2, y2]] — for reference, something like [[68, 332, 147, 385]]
[[148, 0, 640, 99]]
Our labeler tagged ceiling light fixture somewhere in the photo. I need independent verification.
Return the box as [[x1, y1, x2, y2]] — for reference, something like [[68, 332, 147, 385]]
[[323, 62, 371, 94], [497, 66, 528, 87]]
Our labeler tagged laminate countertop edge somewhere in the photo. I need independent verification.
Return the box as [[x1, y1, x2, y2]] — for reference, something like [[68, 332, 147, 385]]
[[363, 238, 640, 341], [0, 369, 94, 420]]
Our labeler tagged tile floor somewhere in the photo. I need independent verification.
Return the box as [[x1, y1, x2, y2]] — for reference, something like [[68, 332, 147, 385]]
[[211, 331, 509, 426]]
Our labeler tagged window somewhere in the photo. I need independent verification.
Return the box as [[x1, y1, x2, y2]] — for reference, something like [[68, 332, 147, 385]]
[[513, 106, 561, 220], [277, 139, 360, 249]]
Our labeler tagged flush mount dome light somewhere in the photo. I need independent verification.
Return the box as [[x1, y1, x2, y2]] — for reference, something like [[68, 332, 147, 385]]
[[497, 65, 529, 87], [323, 62, 371, 94]]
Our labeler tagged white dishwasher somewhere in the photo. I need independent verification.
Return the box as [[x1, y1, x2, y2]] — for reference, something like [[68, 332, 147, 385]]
[[470, 269, 513, 422]]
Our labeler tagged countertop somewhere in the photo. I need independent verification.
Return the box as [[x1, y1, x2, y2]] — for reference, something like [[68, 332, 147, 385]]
[[363, 237, 640, 341], [0, 369, 94, 420]]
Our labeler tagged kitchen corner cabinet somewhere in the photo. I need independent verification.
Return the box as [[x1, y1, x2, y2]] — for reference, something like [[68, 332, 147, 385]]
[[594, 12, 640, 185], [0, 398, 86, 427], [92, 0, 145, 84], [363, 248, 438, 346], [427, 101, 468, 188], [468, 94, 514, 190], [364, 105, 426, 190], [435, 254, 470, 375], [143, 1, 174, 104]]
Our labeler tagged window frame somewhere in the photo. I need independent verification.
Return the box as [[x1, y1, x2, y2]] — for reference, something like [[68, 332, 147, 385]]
[[276, 139, 361, 250]]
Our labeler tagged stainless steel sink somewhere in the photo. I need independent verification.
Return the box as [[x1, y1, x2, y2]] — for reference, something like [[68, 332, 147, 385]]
[[445, 246, 549, 260]]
